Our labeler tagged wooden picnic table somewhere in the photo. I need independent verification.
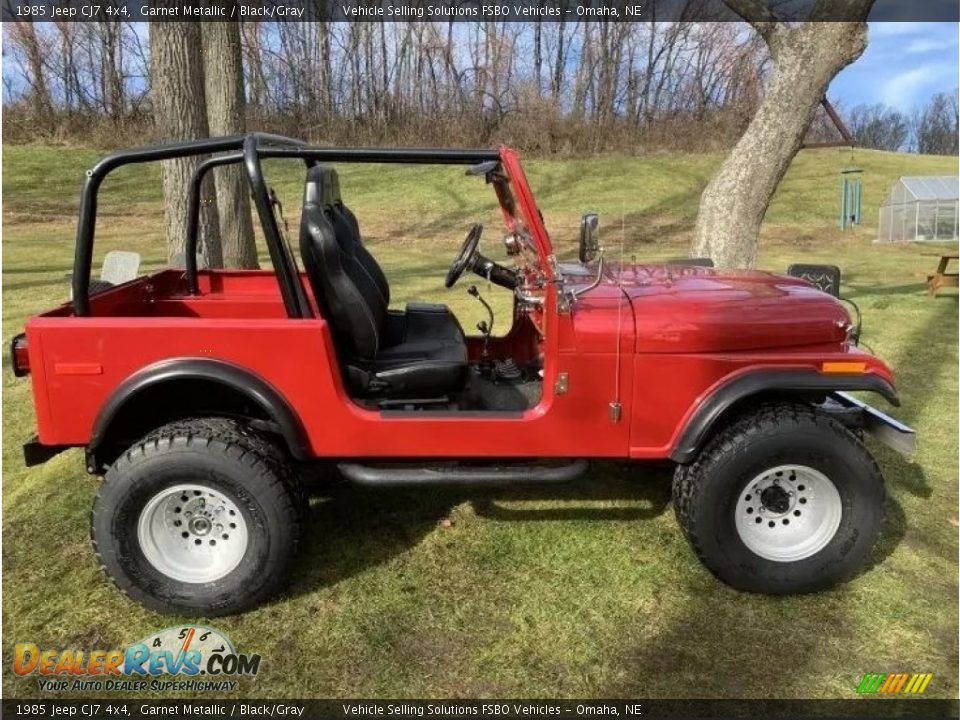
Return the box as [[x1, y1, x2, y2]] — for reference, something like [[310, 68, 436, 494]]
[[923, 251, 959, 297]]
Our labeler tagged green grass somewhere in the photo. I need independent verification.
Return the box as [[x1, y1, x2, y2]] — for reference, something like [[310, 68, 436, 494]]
[[2, 143, 958, 700]]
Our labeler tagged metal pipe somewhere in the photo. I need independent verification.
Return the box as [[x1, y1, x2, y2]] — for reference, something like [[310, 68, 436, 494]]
[[185, 152, 245, 294], [259, 146, 500, 165], [570, 252, 606, 301], [242, 135, 312, 318]]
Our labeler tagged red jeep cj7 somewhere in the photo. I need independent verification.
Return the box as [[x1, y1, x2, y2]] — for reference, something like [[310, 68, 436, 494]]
[[13, 133, 916, 615]]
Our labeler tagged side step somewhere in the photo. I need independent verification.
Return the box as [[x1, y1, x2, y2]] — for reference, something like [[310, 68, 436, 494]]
[[338, 460, 589, 487]]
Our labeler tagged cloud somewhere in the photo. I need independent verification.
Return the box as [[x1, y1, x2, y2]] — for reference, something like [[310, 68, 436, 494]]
[[870, 22, 929, 37], [881, 63, 955, 109], [903, 37, 955, 54]]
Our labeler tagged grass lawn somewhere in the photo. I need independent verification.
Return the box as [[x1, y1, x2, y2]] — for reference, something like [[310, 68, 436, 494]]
[[2, 143, 957, 700]]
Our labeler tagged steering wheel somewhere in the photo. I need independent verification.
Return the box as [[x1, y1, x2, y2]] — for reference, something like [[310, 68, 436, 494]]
[[445, 223, 484, 288]]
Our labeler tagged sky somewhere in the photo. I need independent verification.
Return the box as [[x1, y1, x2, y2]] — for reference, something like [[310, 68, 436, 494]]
[[832, 22, 959, 112]]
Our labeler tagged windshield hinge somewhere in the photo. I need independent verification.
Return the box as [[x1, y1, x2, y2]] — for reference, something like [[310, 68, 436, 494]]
[[609, 401, 622, 423]]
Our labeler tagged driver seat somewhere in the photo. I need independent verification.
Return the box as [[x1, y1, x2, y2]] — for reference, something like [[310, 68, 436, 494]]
[[299, 165, 468, 399]]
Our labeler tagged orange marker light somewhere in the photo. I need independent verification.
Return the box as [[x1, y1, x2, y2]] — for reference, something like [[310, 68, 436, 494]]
[[822, 361, 867, 374]]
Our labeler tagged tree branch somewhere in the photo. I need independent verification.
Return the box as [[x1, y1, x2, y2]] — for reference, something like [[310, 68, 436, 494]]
[[720, 0, 785, 44], [810, 0, 874, 22]]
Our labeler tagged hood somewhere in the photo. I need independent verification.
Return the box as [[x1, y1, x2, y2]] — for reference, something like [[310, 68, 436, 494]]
[[561, 262, 852, 353]]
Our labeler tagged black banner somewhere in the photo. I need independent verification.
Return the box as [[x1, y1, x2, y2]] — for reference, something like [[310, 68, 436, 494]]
[[2, 699, 958, 720], [2, 0, 958, 23]]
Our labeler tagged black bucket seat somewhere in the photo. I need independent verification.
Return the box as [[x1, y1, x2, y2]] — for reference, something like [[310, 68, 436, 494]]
[[299, 165, 468, 399]]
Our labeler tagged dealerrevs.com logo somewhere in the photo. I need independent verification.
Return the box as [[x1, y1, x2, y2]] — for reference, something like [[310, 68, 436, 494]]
[[13, 626, 260, 693]]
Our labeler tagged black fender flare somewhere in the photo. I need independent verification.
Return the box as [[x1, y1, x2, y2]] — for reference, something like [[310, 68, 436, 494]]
[[669, 369, 899, 464], [89, 358, 310, 461]]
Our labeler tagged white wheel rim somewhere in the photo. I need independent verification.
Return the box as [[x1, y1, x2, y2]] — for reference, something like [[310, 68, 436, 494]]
[[734, 464, 842, 563], [137, 483, 249, 583]]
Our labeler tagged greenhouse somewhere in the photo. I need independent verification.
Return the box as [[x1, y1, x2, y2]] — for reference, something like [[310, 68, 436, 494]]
[[877, 176, 959, 243]]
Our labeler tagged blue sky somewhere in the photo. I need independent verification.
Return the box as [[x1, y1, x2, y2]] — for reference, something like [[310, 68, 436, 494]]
[[832, 22, 959, 112]]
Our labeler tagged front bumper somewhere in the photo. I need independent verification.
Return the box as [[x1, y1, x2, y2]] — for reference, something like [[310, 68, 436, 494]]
[[827, 392, 917, 454]]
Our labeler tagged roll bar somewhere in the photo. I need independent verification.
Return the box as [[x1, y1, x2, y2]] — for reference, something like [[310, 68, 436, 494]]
[[72, 132, 500, 317]]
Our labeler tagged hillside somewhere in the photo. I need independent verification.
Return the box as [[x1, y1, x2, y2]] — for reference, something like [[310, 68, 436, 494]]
[[3, 145, 956, 257]]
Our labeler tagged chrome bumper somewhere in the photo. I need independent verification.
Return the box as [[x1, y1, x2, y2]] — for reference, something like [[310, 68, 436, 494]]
[[829, 392, 917, 454]]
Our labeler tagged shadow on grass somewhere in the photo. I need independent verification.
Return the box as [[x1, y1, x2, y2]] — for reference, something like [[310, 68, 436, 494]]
[[874, 445, 931, 499], [860, 494, 908, 577], [846, 281, 931, 297], [3, 276, 68, 292], [288, 462, 672, 597], [471, 462, 672, 522], [2, 263, 74, 276], [590, 493, 910, 699]]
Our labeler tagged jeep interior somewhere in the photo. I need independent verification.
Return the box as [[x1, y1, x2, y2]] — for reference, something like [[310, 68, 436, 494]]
[[61, 136, 549, 416], [299, 163, 542, 413]]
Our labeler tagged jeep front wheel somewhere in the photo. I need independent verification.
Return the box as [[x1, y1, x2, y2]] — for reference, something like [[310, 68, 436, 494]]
[[91, 418, 302, 616], [673, 402, 885, 594]]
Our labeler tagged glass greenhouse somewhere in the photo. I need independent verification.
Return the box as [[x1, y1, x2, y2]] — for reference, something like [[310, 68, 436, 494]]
[[878, 176, 959, 243]]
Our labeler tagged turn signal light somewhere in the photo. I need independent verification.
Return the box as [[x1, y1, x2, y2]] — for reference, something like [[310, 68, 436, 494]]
[[11, 334, 29, 377], [822, 361, 867, 374]]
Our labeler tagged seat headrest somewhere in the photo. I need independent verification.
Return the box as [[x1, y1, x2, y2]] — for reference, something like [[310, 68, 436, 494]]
[[303, 164, 342, 208]]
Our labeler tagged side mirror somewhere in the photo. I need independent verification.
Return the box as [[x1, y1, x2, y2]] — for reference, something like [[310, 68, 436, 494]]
[[579, 213, 600, 263]]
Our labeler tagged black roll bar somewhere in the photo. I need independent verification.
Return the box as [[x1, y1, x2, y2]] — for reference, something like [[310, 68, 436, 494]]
[[184, 150, 313, 296], [184, 152, 243, 296], [242, 135, 312, 318], [258, 146, 501, 165], [72, 131, 305, 316], [72, 132, 500, 318]]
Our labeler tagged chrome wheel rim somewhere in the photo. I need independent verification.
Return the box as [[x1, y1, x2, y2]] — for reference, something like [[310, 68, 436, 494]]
[[137, 484, 248, 583], [734, 465, 842, 563]]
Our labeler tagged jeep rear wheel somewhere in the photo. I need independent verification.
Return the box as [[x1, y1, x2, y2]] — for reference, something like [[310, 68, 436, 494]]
[[673, 402, 885, 594], [91, 418, 302, 615]]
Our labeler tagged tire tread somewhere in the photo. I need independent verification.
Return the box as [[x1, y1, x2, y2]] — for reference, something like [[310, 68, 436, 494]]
[[673, 401, 884, 592], [91, 417, 303, 615]]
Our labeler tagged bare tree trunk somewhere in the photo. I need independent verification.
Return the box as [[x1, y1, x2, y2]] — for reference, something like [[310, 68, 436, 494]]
[[150, 20, 222, 267], [11, 23, 53, 124], [551, 18, 567, 100], [693, 16, 871, 267], [533, 19, 542, 98], [203, 16, 258, 269], [98, 20, 125, 125], [240, 22, 266, 110]]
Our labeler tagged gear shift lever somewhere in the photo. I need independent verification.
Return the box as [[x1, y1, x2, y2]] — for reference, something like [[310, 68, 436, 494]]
[[468, 285, 494, 375]]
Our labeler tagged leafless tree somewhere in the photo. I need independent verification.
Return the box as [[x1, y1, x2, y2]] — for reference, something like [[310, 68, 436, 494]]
[[8, 23, 53, 124], [912, 91, 959, 156], [17, 18, 950, 165], [848, 103, 909, 151]]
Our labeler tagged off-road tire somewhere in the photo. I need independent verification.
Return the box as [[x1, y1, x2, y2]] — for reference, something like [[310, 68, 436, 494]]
[[673, 402, 885, 594], [91, 418, 303, 615]]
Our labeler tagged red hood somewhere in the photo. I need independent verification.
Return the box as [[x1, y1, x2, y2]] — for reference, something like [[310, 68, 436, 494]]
[[562, 262, 853, 353]]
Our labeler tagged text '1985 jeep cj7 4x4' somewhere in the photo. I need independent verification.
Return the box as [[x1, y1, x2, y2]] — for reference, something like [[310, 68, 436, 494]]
[[13, 133, 916, 616]]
